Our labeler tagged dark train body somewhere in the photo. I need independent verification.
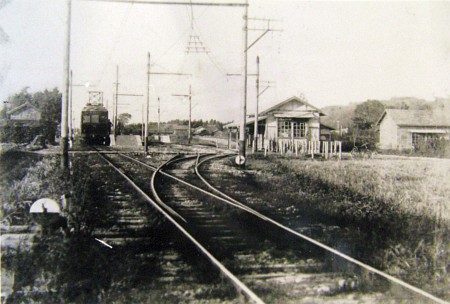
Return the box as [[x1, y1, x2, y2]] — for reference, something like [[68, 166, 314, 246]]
[[81, 103, 111, 145]]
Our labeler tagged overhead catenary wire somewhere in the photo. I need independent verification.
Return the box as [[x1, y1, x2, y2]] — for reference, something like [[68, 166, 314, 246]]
[[97, 3, 134, 88]]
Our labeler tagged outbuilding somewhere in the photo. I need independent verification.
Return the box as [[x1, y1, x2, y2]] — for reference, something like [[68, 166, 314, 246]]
[[7, 102, 42, 122], [376, 109, 450, 150]]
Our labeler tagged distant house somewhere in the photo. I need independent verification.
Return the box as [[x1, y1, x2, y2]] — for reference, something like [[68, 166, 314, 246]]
[[226, 96, 333, 151], [7, 102, 41, 126], [376, 109, 450, 150], [0, 103, 43, 143]]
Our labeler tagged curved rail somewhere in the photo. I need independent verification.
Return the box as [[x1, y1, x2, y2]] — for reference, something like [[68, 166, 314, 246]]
[[103, 152, 265, 304], [119, 153, 262, 216], [195, 154, 449, 304]]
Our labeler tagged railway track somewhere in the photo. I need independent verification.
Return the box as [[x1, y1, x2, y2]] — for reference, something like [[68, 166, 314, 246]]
[[96, 151, 447, 304]]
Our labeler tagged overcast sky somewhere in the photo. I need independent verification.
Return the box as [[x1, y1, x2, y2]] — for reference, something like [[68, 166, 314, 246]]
[[1, 0, 449, 125]]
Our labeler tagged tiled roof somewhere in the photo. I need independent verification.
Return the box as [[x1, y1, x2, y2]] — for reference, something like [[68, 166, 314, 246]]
[[7, 102, 40, 115], [380, 109, 450, 127], [259, 96, 325, 116]]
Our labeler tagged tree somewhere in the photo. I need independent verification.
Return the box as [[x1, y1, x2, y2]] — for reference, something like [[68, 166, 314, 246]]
[[1, 87, 33, 118], [117, 113, 131, 135], [352, 100, 385, 130], [0, 88, 61, 143], [350, 100, 385, 149], [33, 88, 62, 144]]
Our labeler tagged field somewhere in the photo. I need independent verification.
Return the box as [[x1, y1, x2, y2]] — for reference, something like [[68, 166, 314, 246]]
[[243, 154, 450, 298], [248, 155, 450, 222]]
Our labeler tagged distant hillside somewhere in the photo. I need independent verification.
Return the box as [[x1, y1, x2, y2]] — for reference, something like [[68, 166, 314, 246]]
[[321, 104, 357, 129], [321, 97, 450, 129], [383, 97, 429, 109]]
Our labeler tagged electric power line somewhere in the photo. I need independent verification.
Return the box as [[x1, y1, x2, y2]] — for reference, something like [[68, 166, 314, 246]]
[[97, 3, 134, 87]]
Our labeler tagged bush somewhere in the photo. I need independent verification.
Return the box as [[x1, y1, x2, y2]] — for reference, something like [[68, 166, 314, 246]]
[[414, 137, 450, 158], [1, 156, 66, 226], [0, 123, 42, 144]]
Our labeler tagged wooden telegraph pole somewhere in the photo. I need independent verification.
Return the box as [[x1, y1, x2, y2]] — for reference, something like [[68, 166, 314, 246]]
[[145, 52, 150, 154], [115, 65, 119, 136], [253, 56, 259, 153], [147, 52, 191, 152], [237, 0, 249, 165], [173, 85, 192, 144], [61, 0, 72, 170]]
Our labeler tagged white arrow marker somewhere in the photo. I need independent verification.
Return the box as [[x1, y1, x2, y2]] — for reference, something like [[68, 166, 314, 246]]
[[95, 238, 113, 249]]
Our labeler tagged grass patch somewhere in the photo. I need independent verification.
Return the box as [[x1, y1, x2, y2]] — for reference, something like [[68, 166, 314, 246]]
[[243, 154, 450, 298], [250, 156, 450, 222]]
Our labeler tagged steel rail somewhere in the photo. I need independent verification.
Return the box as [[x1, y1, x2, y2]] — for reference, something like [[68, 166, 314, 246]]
[[98, 152, 187, 222], [149, 155, 265, 304], [195, 154, 450, 304], [100, 152, 264, 303], [149, 154, 190, 224], [119, 153, 264, 218], [105, 151, 449, 303]]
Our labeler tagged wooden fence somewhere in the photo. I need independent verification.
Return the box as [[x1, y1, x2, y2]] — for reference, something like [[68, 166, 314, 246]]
[[263, 139, 342, 159], [227, 134, 342, 160]]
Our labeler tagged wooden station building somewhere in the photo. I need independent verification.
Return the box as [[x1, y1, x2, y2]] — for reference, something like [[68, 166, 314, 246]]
[[226, 96, 340, 157]]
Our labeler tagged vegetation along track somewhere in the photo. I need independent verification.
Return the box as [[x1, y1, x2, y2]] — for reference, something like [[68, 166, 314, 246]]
[[98, 151, 448, 303]]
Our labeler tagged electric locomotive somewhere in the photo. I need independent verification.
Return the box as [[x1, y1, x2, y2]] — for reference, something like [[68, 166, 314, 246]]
[[80, 102, 111, 145]]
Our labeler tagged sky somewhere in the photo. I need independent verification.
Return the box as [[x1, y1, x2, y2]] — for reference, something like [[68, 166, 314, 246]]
[[1, 0, 449, 126]]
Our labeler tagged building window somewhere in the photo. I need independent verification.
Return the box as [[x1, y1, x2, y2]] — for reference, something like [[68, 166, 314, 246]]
[[293, 122, 306, 138], [278, 119, 306, 138], [278, 119, 291, 138], [91, 115, 99, 123], [82, 115, 90, 123], [412, 132, 439, 147]]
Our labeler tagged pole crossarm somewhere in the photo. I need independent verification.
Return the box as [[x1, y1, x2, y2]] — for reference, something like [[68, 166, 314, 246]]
[[246, 29, 269, 51], [258, 85, 270, 97], [257, 80, 274, 97], [71, 84, 96, 87], [79, 0, 248, 7], [246, 17, 283, 52], [247, 28, 283, 31], [150, 72, 192, 76], [226, 73, 257, 77], [248, 17, 282, 22]]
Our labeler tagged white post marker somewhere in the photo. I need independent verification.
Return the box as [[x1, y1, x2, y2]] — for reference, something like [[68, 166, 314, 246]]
[[235, 155, 246, 166], [30, 198, 61, 214]]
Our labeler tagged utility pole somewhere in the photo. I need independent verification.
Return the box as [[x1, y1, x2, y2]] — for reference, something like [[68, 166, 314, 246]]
[[238, 0, 249, 165], [145, 52, 150, 154], [236, 10, 282, 164], [69, 70, 73, 143], [61, 0, 71, 170], [115, 65, 119, 137], [141, 104, 144, 143], [173, 85, 192, 144], [189, 85, 192, 143], [112, 92, 115, 132], [146, 52, 191, 150], [157, 97, 161, 135], [253, 56, 259, 153], [113, 71, 140, 139]]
